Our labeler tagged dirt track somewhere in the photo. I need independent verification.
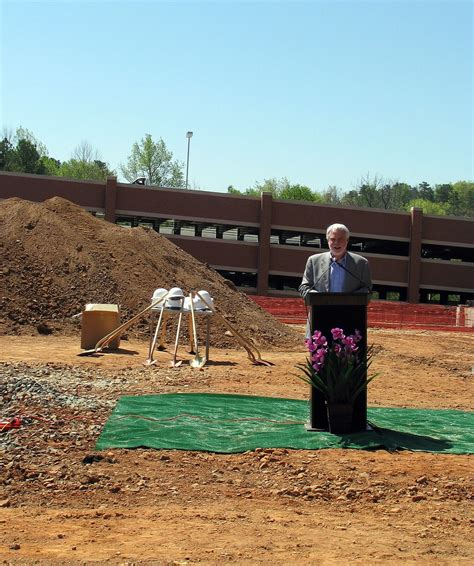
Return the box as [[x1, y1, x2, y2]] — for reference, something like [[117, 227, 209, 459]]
[[1, 328, 473, 564]]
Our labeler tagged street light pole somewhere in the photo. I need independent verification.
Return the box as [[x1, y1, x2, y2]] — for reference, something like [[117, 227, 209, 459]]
[[185, 131, 193, 189]]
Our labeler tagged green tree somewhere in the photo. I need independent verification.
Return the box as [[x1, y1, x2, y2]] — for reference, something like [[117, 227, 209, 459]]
[[392, 182, 412, 210], [4, 138, 46, 174], [14, 127, 48, 157], [278, 183, 315, 201], [0, 138, 14, 170], [309, 191, 325, 204], [417, 181, 434, 201], [356, 174, 384, 208], [359, 183, 380, 207], [340, 190, 361, 207], [241, 186, 261, 197], [39, 156, 61, 176], [320, 185, 343, 205], [378, 181, 412, 210], [405, 198, 449, 215], [69, 140, 98, 163], [0, 127, 48, 174], [249, 177, 283, 197], [58, 141, 115, 181], [120, 134, 184, 187], [227, 185, 241, 194], [231, 177, 316, 201], [433, 183, 453, 203], [450, 181, 474, 216], [59, 159, 115, 181]]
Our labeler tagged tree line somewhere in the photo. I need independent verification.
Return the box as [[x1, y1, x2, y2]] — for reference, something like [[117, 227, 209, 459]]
[[228, 175, 473, 217], [0, 128, 183, 188], [1, 127, 472, 217]]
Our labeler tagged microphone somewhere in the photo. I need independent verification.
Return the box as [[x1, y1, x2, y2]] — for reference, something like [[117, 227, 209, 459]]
[[299, 255, 332, 297], [311, 260, 333, 290]]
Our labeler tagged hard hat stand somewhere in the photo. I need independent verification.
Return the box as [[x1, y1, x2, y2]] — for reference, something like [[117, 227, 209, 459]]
[[145, 292, 212, 368], [78, 288, 273, 367]]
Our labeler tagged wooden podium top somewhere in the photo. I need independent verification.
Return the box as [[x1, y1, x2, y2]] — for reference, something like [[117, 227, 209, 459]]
[[304, 292, 370, 307]]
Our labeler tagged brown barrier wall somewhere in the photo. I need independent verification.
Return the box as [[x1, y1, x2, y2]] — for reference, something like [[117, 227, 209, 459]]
[[271, 199, 411, 239], [0, 171, 105, 210], [268, 247, 409, 287], [115, 183, 261, 225], [168, 236, 259, 271], [420, 261, 474, 291], [1, 171, 473, 302], [421, 214, 473, 246]]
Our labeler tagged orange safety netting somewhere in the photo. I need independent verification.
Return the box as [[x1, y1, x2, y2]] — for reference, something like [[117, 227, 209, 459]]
[[250, 297, 474, 332]]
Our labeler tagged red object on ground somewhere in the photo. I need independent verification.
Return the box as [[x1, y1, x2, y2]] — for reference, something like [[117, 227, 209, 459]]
[[0, 417, 22, 431]]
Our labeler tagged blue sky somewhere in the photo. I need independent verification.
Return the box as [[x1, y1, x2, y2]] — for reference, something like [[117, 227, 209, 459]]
[[1, 0, 472, 193]]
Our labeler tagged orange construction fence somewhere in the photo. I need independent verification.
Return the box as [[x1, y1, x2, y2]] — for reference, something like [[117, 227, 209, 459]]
[[250, 297, 474, 332]]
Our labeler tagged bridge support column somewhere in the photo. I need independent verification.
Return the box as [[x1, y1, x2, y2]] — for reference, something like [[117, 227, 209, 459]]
[[257, 192, 272, 296]]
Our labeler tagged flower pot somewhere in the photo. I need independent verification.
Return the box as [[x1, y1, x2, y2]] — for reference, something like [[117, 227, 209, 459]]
[[326, 402, 353, 434]]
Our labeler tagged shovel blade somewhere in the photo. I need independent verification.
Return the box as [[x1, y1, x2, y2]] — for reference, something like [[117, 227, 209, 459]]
[[190, 356, 207, 368], [251, 359, 274, 366], [77, 349, 101, 357]]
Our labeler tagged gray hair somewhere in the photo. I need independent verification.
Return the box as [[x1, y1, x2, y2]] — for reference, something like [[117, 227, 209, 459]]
[[326, 223, 350, 239]]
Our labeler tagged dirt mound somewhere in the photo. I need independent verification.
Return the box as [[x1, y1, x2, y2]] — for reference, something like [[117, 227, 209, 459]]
[[0, 197, 301, 349]]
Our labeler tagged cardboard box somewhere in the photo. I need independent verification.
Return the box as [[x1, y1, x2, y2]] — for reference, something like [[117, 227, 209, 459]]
[[81, 304, 121, 350]]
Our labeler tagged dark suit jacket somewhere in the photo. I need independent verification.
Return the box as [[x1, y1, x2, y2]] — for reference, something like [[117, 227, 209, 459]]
[[299, 251, 372, 298]]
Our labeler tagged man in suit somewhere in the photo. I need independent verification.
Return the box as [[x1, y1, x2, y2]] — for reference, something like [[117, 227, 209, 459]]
[[299, 223, 372, 298]]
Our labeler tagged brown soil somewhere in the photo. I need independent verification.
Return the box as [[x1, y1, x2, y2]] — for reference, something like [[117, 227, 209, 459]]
[[1, 330, 473, 565], [1, 198, 473, 564], [0, 197, 300, 350]]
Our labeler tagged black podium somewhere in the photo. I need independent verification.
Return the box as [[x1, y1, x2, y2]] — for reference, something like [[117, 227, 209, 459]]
[[304, 292, 370, 432]]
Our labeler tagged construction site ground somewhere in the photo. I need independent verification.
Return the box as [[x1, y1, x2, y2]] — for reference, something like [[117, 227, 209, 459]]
[[1, 197, 473, 563], [1, 327, 473, 565]]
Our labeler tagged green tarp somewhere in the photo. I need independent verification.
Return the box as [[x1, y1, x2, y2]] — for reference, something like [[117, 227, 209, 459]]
[[96, 393, 474, 454]]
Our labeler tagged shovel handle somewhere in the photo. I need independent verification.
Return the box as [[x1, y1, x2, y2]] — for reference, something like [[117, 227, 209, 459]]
[[189, 294, 199, 353], [93, 294, 168, 352], [171, 310, 183, 365], [146, 305, 167, 362], [194, 291, 262, 364], [189, 293, 207, 367]]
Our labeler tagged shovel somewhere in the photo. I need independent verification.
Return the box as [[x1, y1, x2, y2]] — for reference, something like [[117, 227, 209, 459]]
[[78, 294, 168, 357], [205, 314, 211, 360], [187, 313, 195, 354], [170, 309, 184, 368], [158, 311, 168, 351], [194, 291, 273, 366], [189, 293, 206, 368], [144, 304, 167, 366]]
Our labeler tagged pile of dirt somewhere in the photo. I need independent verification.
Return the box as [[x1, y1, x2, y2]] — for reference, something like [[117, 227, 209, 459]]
[[0, 197, 301, 349]]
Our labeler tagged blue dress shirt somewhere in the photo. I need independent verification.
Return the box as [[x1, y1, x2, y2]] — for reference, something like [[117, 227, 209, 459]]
[[329, 255, 347, 292]]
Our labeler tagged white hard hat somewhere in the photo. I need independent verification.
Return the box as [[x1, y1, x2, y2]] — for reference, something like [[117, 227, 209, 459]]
[[165, 287, 185, 309], [151, 288, 167, 310], [194, 290, 214, 310], [152, 288, 168, 301]]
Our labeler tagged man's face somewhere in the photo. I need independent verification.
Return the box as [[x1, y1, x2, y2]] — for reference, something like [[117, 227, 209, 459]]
[[328, 229, 348, 260]]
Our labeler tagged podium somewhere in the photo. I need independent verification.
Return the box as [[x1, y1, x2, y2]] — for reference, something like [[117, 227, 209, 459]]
[[304, 292, 370, 432]]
